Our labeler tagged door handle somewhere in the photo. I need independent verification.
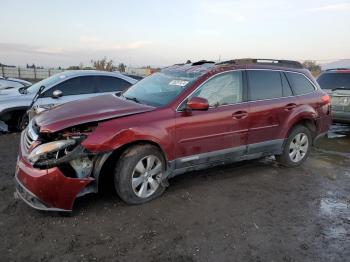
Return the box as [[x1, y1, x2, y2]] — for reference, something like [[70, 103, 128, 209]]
[[232, 111, 248, 119], [284, 103, 297, 111]]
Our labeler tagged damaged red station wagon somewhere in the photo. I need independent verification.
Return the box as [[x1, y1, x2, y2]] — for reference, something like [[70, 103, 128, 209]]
[[15, 59, 332, 212]]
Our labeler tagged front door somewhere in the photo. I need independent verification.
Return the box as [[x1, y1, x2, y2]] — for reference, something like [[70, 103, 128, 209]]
[[174, 71, 249, 169], [37, 76, 101, 107]]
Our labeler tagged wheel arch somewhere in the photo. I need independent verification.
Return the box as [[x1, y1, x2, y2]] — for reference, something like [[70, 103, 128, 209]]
[[97, 140, 169, 191], [285, 118, 317, 141], [0, 106, 28, 129]]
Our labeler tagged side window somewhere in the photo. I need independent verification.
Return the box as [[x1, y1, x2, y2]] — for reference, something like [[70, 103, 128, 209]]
[[191, 71, 243, 107], [97, 76, 132, 93], [285, 72, 315, 95], [42, 76, 97, 97], [248, 70, 282, 100], [281, 72, 293, 97]]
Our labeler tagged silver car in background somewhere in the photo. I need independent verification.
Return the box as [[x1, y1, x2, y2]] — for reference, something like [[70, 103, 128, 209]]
[[0, 77, 32, 90], [0, 70, 137, 131]]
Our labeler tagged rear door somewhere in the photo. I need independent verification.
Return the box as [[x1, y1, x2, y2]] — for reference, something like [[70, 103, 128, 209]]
[[246, 70, 296, 154], [174, 71, 249, 169]]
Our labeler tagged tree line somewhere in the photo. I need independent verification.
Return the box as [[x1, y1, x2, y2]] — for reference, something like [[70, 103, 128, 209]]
[[66, 57, 126, 72]]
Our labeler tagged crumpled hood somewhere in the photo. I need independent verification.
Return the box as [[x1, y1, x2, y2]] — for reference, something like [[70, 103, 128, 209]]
[[35, 94, 155, 132]]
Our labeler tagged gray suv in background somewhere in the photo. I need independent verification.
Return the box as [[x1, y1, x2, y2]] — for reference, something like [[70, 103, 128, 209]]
[[317, 69, 350, 124], [0, 70, 137, 131]]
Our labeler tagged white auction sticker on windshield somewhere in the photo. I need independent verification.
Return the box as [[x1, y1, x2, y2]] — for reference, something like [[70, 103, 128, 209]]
[[169, 80, 189, 87]]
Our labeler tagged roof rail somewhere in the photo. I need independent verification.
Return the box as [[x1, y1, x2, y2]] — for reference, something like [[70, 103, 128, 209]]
[[216, 58, 304, 69]]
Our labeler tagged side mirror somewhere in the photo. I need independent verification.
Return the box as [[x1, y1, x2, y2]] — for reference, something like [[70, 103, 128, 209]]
[[52, 90, 63, 99], [186, 97, 209, 111]]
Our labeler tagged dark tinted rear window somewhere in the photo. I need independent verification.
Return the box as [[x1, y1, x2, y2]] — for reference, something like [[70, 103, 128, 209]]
[[317, 72, 350, 90], [248, 70, 282, 100], [285, 72, 315, 95]]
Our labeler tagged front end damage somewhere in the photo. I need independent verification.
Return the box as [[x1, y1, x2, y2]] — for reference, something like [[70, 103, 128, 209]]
[[15, 120, 111, 211]]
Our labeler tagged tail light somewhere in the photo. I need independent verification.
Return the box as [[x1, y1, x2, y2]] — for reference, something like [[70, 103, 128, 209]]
[[321, 94, 330, 104], [321, 94, 331, 115]]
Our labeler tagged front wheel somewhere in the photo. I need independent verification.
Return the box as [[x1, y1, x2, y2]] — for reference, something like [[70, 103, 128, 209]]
[[114, 144, 166, 204], [276, 125, 312, 167]]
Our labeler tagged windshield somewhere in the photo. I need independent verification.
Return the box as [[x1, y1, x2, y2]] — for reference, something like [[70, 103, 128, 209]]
[[122, 72, 196, 107], [26, 73, 67, 94], [317, 73, 350, 90]]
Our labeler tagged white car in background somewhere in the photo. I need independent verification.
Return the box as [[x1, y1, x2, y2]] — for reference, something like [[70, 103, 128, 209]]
[[0, 70, 137, 132], [0, 77, 32, 90]]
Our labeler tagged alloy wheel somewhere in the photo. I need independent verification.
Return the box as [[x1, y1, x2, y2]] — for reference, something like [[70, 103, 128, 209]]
[[131, 155, 162, 198], [289, 133, 309, 163]]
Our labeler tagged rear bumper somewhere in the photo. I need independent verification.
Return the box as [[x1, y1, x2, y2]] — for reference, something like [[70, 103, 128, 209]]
[[332, 110, 350, 124], [15, 157, 93, 211]]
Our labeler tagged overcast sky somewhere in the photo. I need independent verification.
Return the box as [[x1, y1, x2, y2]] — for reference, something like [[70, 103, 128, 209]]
[[0, 0, 349, 68]]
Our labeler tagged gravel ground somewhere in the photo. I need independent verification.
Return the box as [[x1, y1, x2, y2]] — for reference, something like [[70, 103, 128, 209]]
[[0, 125, 349, 262]]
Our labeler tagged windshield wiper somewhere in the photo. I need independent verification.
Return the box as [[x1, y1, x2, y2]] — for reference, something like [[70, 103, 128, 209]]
[[124, 95, 141, 104], [29, 85, 45, 109]]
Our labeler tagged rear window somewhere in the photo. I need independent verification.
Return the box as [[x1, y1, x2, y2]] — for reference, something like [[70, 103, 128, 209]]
[[247, 70, 283, 100], [285, 72, 315, 95], [317, 72, 350, 90]]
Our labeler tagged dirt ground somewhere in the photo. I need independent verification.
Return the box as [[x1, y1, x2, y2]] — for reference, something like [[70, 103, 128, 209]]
[[0, 125, 349, 262]]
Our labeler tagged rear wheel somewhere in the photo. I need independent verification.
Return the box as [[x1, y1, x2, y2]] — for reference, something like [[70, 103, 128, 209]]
[[114, 144, 166, 204], [276, 125, 312, 167]]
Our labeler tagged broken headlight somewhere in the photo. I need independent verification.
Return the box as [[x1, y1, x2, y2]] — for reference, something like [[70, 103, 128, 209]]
[[27, 139, 77, 164], [28, 123, 98, 175]]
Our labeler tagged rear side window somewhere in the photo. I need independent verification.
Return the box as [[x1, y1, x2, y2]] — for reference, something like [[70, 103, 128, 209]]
[[97, 76, 132, 93], [317, 73, 350, 90], [285, 72, 315, 95], [247, 70, 282, 100]]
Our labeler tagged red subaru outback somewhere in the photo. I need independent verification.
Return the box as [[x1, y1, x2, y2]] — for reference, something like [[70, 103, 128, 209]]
[[15, 59, 331, 212]]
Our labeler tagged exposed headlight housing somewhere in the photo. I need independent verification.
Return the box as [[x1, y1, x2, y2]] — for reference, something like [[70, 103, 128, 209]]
[[26, 123, 98, 170], [28, 139, 76, 164]]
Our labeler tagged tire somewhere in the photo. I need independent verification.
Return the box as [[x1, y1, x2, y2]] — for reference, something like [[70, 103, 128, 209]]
[[276, 125, 312, 167], [114, 144, 166, 204]]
